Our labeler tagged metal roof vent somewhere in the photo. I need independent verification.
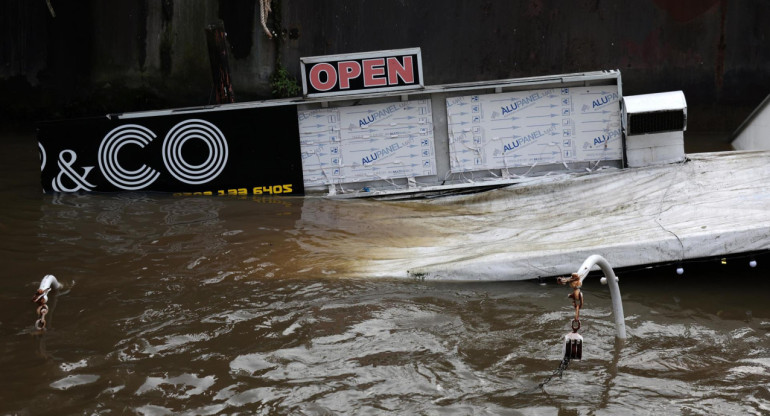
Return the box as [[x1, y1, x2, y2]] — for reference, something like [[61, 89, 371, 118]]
[[623, 91, 687, 136], [622, 91, 687, 168]]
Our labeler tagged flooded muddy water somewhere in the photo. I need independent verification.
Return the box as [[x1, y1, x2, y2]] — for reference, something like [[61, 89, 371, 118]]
[[1, 126, 769, 415]]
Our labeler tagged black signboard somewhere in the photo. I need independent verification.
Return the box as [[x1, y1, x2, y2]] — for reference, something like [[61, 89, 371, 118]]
[[38, 105, 305, 196]]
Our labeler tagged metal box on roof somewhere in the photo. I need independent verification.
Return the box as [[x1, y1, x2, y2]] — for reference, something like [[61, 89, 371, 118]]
[[622, 91, 687, 167]]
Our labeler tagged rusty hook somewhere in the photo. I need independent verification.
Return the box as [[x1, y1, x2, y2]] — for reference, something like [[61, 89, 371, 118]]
[[557, 273, 581, 288], [32, 288, 51, 305], [570, 287, 583, 321], [559, 273, 584, 321]]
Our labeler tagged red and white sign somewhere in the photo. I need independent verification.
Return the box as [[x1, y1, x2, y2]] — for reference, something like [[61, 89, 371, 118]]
[[300, 48, 423, 98]]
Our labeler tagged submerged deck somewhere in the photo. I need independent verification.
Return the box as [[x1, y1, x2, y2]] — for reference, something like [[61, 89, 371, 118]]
[[405, 150, 770, 280], [298, 150, 770, 280]]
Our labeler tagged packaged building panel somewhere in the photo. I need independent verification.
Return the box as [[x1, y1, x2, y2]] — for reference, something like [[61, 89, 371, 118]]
[[446, 86, 622, 172], [299, 99, 436, 187]]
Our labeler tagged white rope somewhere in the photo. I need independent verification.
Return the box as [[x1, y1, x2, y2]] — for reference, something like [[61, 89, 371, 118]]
[[45, 0, 56, 17], [260, 0, 273, 39]]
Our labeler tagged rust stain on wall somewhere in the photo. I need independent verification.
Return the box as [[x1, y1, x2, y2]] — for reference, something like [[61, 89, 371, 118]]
[[652, 0, 721, 22], [620, 28, 704, 69]]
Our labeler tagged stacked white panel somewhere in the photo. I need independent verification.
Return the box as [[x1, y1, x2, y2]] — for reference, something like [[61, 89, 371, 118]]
[[299, 100, 435, 187], [446, 86, 622, 172]]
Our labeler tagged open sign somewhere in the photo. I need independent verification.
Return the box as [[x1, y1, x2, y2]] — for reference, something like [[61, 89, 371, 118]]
[[300, 48, 423, 98]]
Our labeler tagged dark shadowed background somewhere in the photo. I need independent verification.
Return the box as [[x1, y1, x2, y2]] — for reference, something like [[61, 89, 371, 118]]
[[1, 0, 768, 137]]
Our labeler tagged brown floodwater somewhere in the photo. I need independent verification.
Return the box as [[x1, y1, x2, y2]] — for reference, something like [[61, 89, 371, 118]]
[[1, 125, 768, 415]]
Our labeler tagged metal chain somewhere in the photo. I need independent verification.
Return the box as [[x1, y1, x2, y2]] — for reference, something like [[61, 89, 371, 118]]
[[35, 304, 48, 330], [32, 288, 51, 330], [31, 276, 68, 331], [535, 356, 571, 390]]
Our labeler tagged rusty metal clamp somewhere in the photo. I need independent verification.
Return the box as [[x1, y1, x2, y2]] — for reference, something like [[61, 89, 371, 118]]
[[32, 288, 51, 305], [559, 273, 585, 361], [558, 273, 584, 321], [31, 275, 62, 331]]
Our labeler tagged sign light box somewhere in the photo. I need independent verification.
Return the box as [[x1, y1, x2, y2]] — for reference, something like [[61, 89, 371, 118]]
[[300, 48, 424, 98], [38, 106, 305, 195]]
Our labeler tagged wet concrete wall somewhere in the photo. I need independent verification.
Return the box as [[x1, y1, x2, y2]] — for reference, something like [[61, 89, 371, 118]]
[[280, 0, 769, 132], [0, 0, 275, 118], [2, 0, 768, 132]]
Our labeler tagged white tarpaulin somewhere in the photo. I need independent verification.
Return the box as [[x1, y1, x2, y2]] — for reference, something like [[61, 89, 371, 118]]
[[293, 151, 770, 280]]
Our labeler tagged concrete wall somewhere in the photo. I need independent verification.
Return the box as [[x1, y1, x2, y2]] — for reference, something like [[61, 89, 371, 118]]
[[0, 0, 275, 118], [1, 0, 769, 132], [280, 0, 770, 133]]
